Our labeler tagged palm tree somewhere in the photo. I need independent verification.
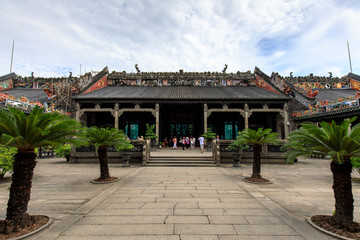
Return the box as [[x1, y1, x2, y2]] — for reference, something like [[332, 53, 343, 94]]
[[84, 127, 128, 181], [0, 106, 82, 233], [282, 118, 360, 229], [236, 128, 280, 181]]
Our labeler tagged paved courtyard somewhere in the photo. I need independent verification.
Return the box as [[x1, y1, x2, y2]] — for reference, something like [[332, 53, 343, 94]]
[[1, 156, 360, 239]]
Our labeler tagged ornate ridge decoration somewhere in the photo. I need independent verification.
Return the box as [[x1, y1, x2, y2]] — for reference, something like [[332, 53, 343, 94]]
[[107, 70, 255, 87]]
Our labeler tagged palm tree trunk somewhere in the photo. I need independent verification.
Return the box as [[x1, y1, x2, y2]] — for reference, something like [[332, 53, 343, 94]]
[[251, 144, 262, 179], [331, 159, 354, 226], [4, 150, 37, 232], [98, 146, 111, 180]]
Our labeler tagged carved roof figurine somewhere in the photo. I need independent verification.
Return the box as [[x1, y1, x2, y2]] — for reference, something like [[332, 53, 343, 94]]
[[329, 72, 332, 78], [222, 64, 228, 74], [307, 89, 319, 98], [69, 72, 72, 79], [135, 64, 140, 73]]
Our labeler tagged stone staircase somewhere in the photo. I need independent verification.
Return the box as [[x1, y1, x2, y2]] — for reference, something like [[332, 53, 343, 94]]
[[145, 148, 217, 166], [146, 156, 216, 167]]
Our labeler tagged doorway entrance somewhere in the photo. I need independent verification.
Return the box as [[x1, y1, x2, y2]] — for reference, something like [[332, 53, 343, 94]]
[[160, 104, 203, 141], [169, 122, 194, 137]]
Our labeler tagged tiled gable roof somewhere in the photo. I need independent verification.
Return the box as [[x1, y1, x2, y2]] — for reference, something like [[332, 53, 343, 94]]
[[74, 86, 289, 100], [0, 88, 49, 103]]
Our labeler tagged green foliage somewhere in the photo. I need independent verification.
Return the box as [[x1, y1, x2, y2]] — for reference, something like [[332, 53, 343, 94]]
[[351, 157, 360, 174], [202, 128, 217, 140], [54, 144, 72, 157], [116, 138, 134, 152], [145, 123, 157, 139], [0, 145, 17, 177], [84, 126, 131, 150], [228, 138, 249, 152], [236, 128, 280, 146], [0, 106, 84, 150], [281, 117, 360, 163]]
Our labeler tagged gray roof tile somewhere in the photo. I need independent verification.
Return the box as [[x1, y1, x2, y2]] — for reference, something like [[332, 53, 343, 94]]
[[75, 86, 289, 100], [0, 88, 49, 103], [315, 89, 358, 102]]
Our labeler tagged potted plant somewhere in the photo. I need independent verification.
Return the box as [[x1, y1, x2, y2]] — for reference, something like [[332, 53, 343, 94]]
[[54, 143, 72, 162], [203, 128, 217, 151], [228, 139, 249, 167], [116, 136, 134, 167], [145, 123, 157, 149]]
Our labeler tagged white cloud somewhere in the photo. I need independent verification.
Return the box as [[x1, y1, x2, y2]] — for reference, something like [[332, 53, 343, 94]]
[[0, 0, 359, 77]]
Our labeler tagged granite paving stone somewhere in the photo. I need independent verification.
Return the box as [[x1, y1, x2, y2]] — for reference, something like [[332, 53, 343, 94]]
[[175, 224, 237, 235], [202, 208, 226, 215], [165, 216, 209, 224], [180, 235, 219, 240], [142, 202, 177, 208], [208, 216, 248, 224], [56, 236, 180, 240], [103, 202, 145, 209], [233, 225, 299, 236], [175, 202, 199, 209], [76, 216, 167, 224], [244, 216, 286, 225], [218, 236, 305, 240], [62, 224, 174, 235], [224, 208, 273, 216], [198, 202, 264, 209], [88, 208, 174, 216], [174, 208, 204, 216]]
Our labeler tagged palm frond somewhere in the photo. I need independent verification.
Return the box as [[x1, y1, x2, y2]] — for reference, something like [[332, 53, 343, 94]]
[[0, 106, 83, 150], [283, 118, 360, 164]]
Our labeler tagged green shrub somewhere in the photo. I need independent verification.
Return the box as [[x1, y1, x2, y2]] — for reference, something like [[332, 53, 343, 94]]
[[116, 140, 134, 152], [145, 124, 157, 140], [203, 128, 217, 140], [0, 145, 17, 178], [54, 144, 72, 157], [54, 144, 72, 162], [351, 157, 360, 174], [228, 139, 249, 153]]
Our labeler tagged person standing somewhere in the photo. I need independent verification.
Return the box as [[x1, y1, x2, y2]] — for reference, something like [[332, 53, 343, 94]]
[[198, 135, 205, 153], [170, 136, 173, 148], [172, 137, 177, 149], [181, 137, 186, 150], [190, 136, 195, 149], [185, 137, 190, 149]]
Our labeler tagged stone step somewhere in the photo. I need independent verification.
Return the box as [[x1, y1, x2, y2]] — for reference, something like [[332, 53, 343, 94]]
[[146, 163, 217, 167], [146, 157, 217, 166], [148, 157, 214, 162], [148, 160, 215, 164]]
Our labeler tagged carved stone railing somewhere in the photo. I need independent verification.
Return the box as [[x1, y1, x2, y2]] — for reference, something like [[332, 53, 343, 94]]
[[142, 139, 151, 165], [213, 140, 220, 166]]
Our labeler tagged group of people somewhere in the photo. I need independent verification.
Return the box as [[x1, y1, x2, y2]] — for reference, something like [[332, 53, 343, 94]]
[[162, 136, 206, 153]]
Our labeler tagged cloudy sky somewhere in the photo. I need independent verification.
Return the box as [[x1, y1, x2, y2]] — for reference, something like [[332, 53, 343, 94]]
[[1, 0, 359, 78]]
